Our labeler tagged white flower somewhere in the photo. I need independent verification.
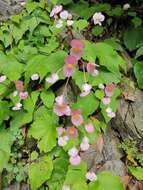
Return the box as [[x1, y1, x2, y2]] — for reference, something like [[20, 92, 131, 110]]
[[50, 5, 63, 17], [62, 185, 70, 190], [123, 3, 130, 10], [93, 12, 105, 25], [46, 73, 59, 84], [60, 10, 69, 20], [0, 75, 6, 83], [67, 20, 74, 26], [31, 73, 39, 81], [55, 19, 63, 28], [86, 172, 97, 181], [68, 147, 78, 157]]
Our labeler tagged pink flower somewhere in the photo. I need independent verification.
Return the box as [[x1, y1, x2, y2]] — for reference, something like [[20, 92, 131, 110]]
[[50, 5, 63, 17], [80, 83, 92, 97], [69, 155, 81, 165], [56, 127, 65, 136], [58, 136, 68, 147], [85, 123, 95, 133], [71, 109, 83, 126], [105, 83, 115, 97], [87, 63, 99, 76], [86, 172, 97, 181], [0, 75, 6, 83], [66, 127, 78, 138], [46, 73, 59, 84], [68, 147, 78, 157], [80, 141, 90, 151], [102, 97, 111, 105], [70, 39, 84, 60], [31, 73, 39, 81], [19, 91, 28, 100], [63, 55, 77, 77], [54, 95, 71, 116]]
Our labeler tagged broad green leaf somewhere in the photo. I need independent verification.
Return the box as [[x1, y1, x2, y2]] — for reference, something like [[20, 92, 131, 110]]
[[134, 61, 143, 89], [129, 166, 143, 180], [88, 171, 124, 190], [40, 90, 55, 108], [28, 156, 53, 190], [72, 92, 99, 118], [29, 108, 57, 152]]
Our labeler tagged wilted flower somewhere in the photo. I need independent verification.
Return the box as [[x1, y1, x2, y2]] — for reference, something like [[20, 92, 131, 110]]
[[102, 97, 111, 105], [123, 3, 130, 10], [67, 20, 74, 26], [87, 63, 99, 76], [50, 5, 63, 17], [66, 127, 78, 138], [58, 136, 68, 146], [93, 12, 105, 25], [68, 147, 78, 157], [85, 123, 95, 133], [63, 55, 77, 77], [56, 127, 65, 136], [12, 102, 22, 111], [60, 10, 69, 20], [80, 83, 92, 97], [105, 83, 115, 97], [53, 95, 71, 116], [62, 185, 70, 190], [46, 73, 59, 84], [0, 75, 6, 83], [55, 19, 63, 28], [106, 107, 116, 118], [69, 155, 81, 165], [86, 172, 97, 181], [70, 39, 84, 60], [71, 109, 83, 126], [19, 91, 28, 100], [31, 73, 39, 81]]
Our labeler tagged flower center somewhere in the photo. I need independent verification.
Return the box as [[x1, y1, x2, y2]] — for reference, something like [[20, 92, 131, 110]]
[[68, 63, 73, 70], [73, 47, 80, 53]]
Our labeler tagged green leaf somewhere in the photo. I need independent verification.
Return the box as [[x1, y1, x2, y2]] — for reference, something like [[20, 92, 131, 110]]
[[128, 166, 143, 180], [73, 20, 88, 31], [28, 107, 57, 152], [89, 171, 124, 190], [72, 93, 99, 117], [40, 90, 55, 108], [123, 28, 143, 51], [134, 61, 143, 89], [92, 26, 104, 36], [28, 156, 53, 190]]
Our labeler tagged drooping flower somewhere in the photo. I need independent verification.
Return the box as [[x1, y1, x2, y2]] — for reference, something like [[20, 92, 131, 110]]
[[87, 63, 99, 76], [19, 91, 28, 100], [86, 172, 97, 181], [50, 5, 63, 17], [68, 147, 78, 157], [123, 3, 130, 10], [12, 102, 22, 111], [55, 19, 63, 28], [60, 10, 69, 20], [66, 127, 78, 138], [46, 73, 59, 84], [56, 127, 65, 136], [105, 83, 115, 97], [67, 20, 74, 26], [102, 97, 111, 105], [58, 136, 68, 146], [106, 107, 116, 118], [70, 39, 84, 60], [62, 185, 70, 190], [80, 136, 90, 151], [63, 55, 77, 77], [14, 80, 24, 92], [93, 12, 105, 25], [53, 95, 71, 116], [31, 73, 39, 81], [85, 123, 95, 133], [80, 83, 92, 97], [69, 155, 81, 165], [71, 109, 83, 126], [0, 75, 6, 83]]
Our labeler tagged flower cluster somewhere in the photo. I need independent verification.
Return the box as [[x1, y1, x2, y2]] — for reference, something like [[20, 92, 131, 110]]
[[50, 5, 74, 28]]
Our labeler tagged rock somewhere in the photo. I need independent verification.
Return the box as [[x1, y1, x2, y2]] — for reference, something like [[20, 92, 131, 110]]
[[111, 89, 143, 141]]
